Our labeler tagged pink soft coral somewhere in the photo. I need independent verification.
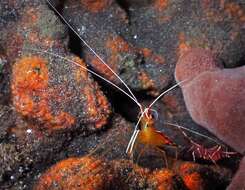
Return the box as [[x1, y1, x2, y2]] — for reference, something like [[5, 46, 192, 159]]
[[175, 48, 245, 154]]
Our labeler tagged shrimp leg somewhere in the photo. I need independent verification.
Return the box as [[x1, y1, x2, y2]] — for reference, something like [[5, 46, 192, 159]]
[[156, 147, 169, 168]]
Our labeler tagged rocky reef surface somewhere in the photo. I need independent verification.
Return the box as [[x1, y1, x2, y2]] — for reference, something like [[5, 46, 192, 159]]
[[0, 0, 244, 189]]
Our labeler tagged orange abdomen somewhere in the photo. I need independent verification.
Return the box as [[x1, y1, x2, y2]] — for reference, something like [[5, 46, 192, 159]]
[[137, 126, 174, 147]]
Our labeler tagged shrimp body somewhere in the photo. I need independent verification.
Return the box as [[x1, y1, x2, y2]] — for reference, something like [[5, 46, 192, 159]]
[[138, 126, 174, 147], [137, 113, 175, 147], [129, 111, 177, 167]]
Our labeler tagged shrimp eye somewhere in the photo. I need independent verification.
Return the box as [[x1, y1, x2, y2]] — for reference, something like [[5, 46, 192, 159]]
[[148, 108, 158, 120]]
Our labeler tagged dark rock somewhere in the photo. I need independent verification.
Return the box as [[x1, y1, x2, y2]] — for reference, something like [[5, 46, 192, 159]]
[[0, 105, 15, 141], [62, 0, 173, 95], [0, 50, 10, 105], [34, 156, 114, 190], [60, 0, 245, 96], [34, 154, 233, 190], [0, 2, 111, 134], [0, 128, 69, 189], [66, 114, 133, 160], [173, 161, 233, 190]]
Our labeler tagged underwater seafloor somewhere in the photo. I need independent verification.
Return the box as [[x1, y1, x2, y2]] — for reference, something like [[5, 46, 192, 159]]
[[0, 0, 244, 189]]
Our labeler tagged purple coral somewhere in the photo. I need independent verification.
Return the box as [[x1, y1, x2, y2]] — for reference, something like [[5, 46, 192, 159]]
[[175, 48, 245, 154], [227, 156, 245, 190], [175, 47, 245, 189]]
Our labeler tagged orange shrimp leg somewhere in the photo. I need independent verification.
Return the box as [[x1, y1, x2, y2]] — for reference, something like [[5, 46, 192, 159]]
[[156, 147, 169, 168], [136, 144, 147, 165]]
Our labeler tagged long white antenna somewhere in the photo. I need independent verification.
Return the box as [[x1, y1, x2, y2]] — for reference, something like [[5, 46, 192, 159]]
[[148, 80, 187, 109], [126, 118, 141, 154], [45, 0, 140, 106], [128, 130, 140, 154], [164, 122, 220, 144], [23, 47, 142, 108], [125, 108, 149, 154]]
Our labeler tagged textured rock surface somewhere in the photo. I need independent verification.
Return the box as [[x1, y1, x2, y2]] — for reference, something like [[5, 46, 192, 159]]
[[0, 105, 15, 140], [1, 2, 111, 134], [34, 156, 114, 190], [173, 161, 232, 190], [0, 1, 111, 189], [11, 55, 110, 133], [0, 127, 69, 189], [0, 49, 10, 105], [34, 155, 232, 190], [62, 0, 245, 95]]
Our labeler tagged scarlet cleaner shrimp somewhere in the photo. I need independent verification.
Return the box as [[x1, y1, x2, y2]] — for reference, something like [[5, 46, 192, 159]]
[[165, 122, 239, 164]]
